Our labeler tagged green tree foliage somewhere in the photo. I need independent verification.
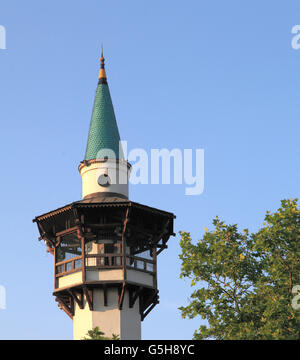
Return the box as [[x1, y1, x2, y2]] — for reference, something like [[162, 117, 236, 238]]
[[83, 326, 120, 340], [179, 199, 300, 339]]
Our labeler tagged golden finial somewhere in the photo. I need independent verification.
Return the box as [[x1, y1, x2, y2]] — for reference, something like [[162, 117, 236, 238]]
[[99, 44, 107, 82]]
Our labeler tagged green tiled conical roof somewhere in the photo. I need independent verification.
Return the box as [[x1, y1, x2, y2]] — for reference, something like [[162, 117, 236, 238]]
[[84, 54, 123, 161]]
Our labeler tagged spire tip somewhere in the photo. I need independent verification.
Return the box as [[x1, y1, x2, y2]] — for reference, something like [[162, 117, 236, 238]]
[[99, 44, 107, 83]]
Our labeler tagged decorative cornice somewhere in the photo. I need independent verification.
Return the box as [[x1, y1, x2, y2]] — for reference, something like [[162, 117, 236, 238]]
[[78, 158, 131, 172]]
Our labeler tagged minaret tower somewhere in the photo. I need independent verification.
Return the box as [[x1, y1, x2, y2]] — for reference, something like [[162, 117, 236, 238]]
[[33, 50, 175, 340]]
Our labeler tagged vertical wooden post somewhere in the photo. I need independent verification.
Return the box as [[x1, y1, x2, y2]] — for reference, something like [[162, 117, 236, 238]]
[[81, 235, 86, 283], [153, 246, 157, 289], [54, 241, 57, 290], [122, 207, 130, 282]]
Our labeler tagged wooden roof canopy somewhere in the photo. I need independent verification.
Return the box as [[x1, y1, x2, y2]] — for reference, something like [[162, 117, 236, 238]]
[[33, 197, 175, 256]]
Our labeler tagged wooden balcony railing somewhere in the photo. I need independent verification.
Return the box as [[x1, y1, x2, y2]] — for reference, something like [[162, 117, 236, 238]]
[[55, 256, 82, 277], [126, 255, 155, 274], [55, 253, 156, 276], [85, 253, 123, 269]]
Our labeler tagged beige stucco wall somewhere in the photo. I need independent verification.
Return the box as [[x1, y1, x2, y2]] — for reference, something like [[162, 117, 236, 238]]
[[127, 269, 154, 287], [120, 290, 141, 340], [86, 269, 123, 281], [85, 268, 153, 286], [73, 296, 93, 340], [73, 288, 141, 340], [57, 271, 82, 289], [80, 160, 130, 199]]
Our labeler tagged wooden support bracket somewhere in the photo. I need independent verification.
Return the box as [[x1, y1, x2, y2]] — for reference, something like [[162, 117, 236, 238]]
[[56, 295, 74, 319], [141, 300, 159, 321], [118, 283, 126, 310], [129, 286, 143, 308], [103, 284, 108, 307], [83, 286, 93, 311], [68, 289, 84, 310]]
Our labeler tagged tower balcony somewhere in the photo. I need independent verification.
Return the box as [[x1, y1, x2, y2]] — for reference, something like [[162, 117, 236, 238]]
[[33, 197, 175, 327]]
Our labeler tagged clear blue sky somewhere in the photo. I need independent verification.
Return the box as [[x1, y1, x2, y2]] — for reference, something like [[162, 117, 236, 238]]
[[0, 1, 299, 339]]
